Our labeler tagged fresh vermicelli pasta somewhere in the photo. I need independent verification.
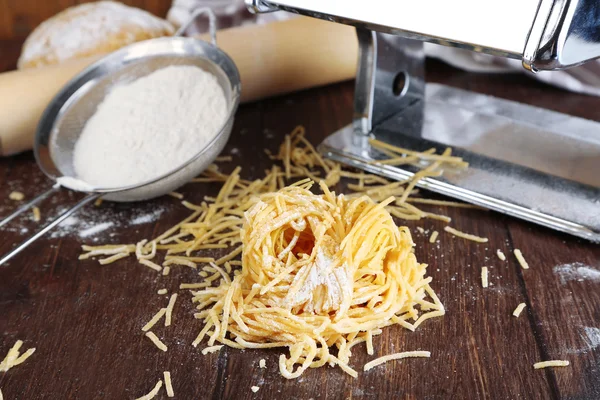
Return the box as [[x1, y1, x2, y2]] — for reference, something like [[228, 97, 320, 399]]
[[189, 180, 444, 378], [79, 126, 468, 380]]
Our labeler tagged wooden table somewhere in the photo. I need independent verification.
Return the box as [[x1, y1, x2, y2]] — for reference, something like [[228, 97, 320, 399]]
[[0, 40, 599, 400]]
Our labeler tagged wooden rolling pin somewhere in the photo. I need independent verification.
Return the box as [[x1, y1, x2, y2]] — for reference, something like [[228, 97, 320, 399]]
[[0, 17, 358, 156]]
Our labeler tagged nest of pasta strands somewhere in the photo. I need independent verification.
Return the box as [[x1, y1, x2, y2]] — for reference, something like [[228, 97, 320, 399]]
[[191, 180, 444, 378]]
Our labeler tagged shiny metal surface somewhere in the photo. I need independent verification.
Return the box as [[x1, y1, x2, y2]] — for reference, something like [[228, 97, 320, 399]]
[[246, 0, 279, 13], [317, 29, 599, 242], [247, 2, 600, 240], [524, 0, 600, 70], [246, 0, 541, 58], [249, 0, 600, 72], [352, 30, 425, 135], [352, 29, 376, 135], [320, 121, 600, 243]]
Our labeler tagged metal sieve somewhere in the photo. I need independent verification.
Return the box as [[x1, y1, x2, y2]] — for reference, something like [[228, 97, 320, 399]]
[[0, 9, 241, 265]]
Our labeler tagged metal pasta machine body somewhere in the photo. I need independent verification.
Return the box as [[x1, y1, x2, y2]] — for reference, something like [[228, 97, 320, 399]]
[[246, 0, 600, 242]]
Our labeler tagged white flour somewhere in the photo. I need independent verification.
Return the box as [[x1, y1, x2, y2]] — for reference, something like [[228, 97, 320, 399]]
[[74, 65, 227, 188], [553, 262, 600, 284]]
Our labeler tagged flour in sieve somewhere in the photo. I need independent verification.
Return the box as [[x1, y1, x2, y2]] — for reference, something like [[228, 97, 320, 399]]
[[73, 65, 227, 188]]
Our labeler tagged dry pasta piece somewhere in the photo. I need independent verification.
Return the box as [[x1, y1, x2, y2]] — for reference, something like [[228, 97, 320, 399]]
[[481, 267, 489, 288], [429, 230, 439, 243], [0, 340, 35, 372], [251, 386, 260, 393], [99, 253, 129, 265], [364, 351, 431, 371], [165, 294, 178, 327], [142, 308, 166, 332], [145, 332, 167, 352], [496, 249, 506, 261], [444, 226, 488, 243], [157, 289, 168, 295], [514, 249, 529, 270], [164, 371, 174, 397], [202, 345, 223, 355], [513, 303, 526, 318], [168, 192, 184, 199], [534, 360, 569, 369], [32, 206, 41, 222], [139, 259, 162, 272], [259, 359, 266, 368], [8, 191, 24, 201], [135, 380, 163, 400]]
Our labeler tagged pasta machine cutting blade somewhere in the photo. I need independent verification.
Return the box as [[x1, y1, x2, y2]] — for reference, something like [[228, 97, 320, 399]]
[[246, 0, 600, 242]]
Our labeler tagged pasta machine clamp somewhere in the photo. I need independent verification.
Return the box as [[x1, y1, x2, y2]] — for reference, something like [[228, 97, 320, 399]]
[[246, 0, 600, 242]]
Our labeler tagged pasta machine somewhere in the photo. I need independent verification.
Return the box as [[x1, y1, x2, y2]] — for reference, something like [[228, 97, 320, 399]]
[[246, 0, 600, 242]]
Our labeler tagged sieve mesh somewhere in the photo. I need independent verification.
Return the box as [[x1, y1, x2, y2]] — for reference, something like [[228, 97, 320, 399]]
[[50, 55, 233, 179]]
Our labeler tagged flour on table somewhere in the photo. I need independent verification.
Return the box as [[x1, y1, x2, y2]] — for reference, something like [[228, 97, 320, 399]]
[[74, 65, 227, 188], [2, 202, 169, 240], [567, 326, 600, 354], [583, 327, 600, 351], [78, 222, 115, 238], [131, 209, 167, 225], [553, 262, 600, 284]]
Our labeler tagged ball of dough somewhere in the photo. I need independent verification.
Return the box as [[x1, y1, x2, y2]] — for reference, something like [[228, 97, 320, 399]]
[[18, 1, 175, 69]]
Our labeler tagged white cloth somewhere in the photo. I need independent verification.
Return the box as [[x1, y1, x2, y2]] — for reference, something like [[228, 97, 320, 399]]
[[425, 43, 600, 97]]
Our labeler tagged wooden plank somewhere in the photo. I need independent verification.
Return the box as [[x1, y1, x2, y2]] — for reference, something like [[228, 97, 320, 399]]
[[508, 220, 600, 399]]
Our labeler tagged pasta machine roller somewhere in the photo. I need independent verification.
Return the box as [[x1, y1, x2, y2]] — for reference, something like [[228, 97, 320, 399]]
[[246, 0, 600, 242]]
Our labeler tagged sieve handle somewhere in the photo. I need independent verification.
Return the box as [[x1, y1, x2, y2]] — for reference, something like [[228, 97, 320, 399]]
[[175, 7, 218, 46], [0, 186, 60, 229], [0, 192, 101, 266]]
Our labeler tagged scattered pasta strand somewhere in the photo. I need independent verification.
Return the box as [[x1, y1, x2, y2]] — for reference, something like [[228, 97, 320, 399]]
[[514, 249, 530, 270], [164, 371, 174, 398], [32, 206, 41, 222], [364, 351, 431, 371], [135, 380, 163, 400], [497, 249, 506, 261], [513, 303, 526, 318], [534, 360, 569, 369], [0, 340, 35, 372], [481, 267, 489, 288], [429, 231, 439, 243], [165, 294, 178, 327], [444, 226, 488, 243], [202, 345, 224, 355], [8, 191, 24, 201], [142, 308, 167, 332], [145, 332, 168, 352]]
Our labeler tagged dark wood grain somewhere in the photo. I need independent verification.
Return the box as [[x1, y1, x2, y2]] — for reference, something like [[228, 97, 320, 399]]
[[1, 42, 599, 400]]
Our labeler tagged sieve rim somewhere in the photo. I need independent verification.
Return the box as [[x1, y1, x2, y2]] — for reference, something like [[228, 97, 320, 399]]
[[34, 36, 241, 195]]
